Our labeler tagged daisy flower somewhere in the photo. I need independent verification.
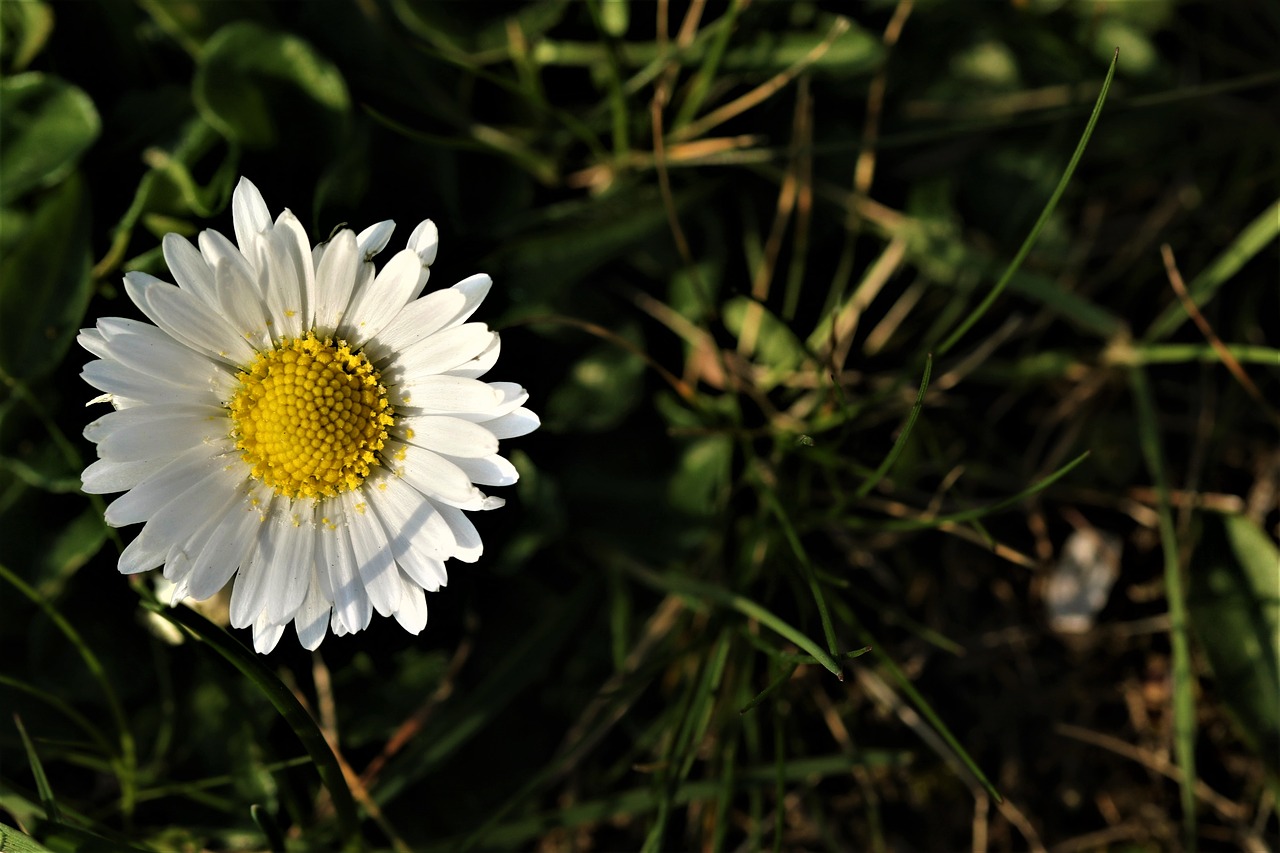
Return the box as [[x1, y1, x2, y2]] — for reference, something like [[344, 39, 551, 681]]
[[80, 178, 538, 653]]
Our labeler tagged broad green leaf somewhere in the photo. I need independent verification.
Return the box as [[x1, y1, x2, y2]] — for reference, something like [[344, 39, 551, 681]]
[[0, 823, 53, 853], [669, 434, 732, 518], [0, 0, 54, 72], [723, 296, 809, 387], [0, 74, 100, 205], [193, 22, 350, 150], [0, 173, 92, 380], [1190, 513, 1280, 781]]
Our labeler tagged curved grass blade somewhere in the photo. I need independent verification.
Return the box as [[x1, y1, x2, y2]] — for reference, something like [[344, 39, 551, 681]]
[[12, 715, 59, 823], [142, 600, 360, 847], [619, 557, 844, 678], [855, 353, 932, 499], [936, 49, 1118, 357], [1128, 365, 1196, 849]]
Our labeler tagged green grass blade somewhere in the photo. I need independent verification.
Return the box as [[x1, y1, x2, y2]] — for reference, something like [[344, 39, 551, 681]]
[[619, 558, 844, 678], [12, 715, 59, 823], [1128, 366, 1197, 849], [1143, 197, 1280, 342], [855, 354, 932, 499], [141, 601, 360, 847], [936, 49, 1118, 357]]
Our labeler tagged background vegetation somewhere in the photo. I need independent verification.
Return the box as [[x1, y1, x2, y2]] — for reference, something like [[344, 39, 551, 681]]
[[1, 1, 1277, 850]]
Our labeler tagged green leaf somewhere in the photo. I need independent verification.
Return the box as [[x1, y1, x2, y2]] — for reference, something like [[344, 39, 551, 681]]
[[193, 22, 350, 151], [722, 296, 809, 387], [0, 74, 100, 205], [0, 0, 54, 72], [0, 823, 53, 853], [1189, 512, 1280, 781], [0, 173, 93, 381]]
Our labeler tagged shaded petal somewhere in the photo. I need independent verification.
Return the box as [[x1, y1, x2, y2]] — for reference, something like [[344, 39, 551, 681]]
[[484, 407, 541, 439], [187, 494, 264, 600], [163, 234, 217, 308], [449, 382, 530, 423], [215, 256, 272, 351], [343, 490, 401, 617], [392, 576, 428, 634], [261, 503, 317, 624], [341, 248, 424, 348], [447, 335, 501, 380], [313, 229, 359, 337], [253, 612, 287, 654], [443, 274, 492, 328], [357, 220, 395, 259], [443, 453, 519, 487], [407, 220, 438, 268], [293, 563, 331, 650], [232, 177, 272, 258], [394, 323, 496, 377], [104, 444, 234, 527], [435, 503, 483, 563], [387, 440, 485, 508], [363, 288, 466, 364], [364, 470, 454, 564], [125, 272, 256, 366], [320, 519, 372, 635]]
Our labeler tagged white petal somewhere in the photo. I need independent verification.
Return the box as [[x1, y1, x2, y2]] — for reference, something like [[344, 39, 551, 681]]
[[78, 327, 109, 358], [390, 374, 500, 414], [363, 288, 466, 364], [215, 256, 272, 351], [293, 563, 331, 650], [82, 457, 162, 494], [125, 272, 256, 366], [274, 210, 317, 329], [187, 497, 263, 600], [83, 360, 221, 408], [364, 470, 454, 563], [313, 229, 359, 337], [392, 576, 428, 634], [230, 506, 279, 628], [103, 444, 233, 527], [261, 505, 316, 624], [388, 440, 484, 508], [96, 317, 238, 400], [122, 461, 246, 576], [394, 324, 496, 377], [341, 248, 424, 348], [450, 382, 529, 423], [118, 528, 167, 574], [394, 415, 498, 458], [444, 453, 519, 487], [444, 274, 492, 328], [258, 224, 307, 341], [448, 335, 501, 379], [320, 519, 372, 635], [435, 503, 483, 563], [253, 612, 287, 654], [357, 220, 395, 259], [89, 404, 229, 462], [484, 407, 541, 439], [407, 219, 438, 267], [343, 490, 401, 617], [198, 228, 257, 287], [232, 177, 272, 257], [163, 234, 217, 308]]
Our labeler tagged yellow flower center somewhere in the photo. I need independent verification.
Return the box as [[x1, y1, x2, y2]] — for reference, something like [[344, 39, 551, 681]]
[[229, 333, 394, 500]]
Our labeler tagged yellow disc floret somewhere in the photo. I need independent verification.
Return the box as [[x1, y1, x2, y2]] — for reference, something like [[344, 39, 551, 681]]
[[229, 333, 394, 499]]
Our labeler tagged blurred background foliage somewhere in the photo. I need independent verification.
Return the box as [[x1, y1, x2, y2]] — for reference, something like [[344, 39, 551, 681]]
[[1, 0, 1278, 850]]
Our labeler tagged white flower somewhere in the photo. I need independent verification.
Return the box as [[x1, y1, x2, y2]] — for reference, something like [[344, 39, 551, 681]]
[[80, 177, 538, 653]]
